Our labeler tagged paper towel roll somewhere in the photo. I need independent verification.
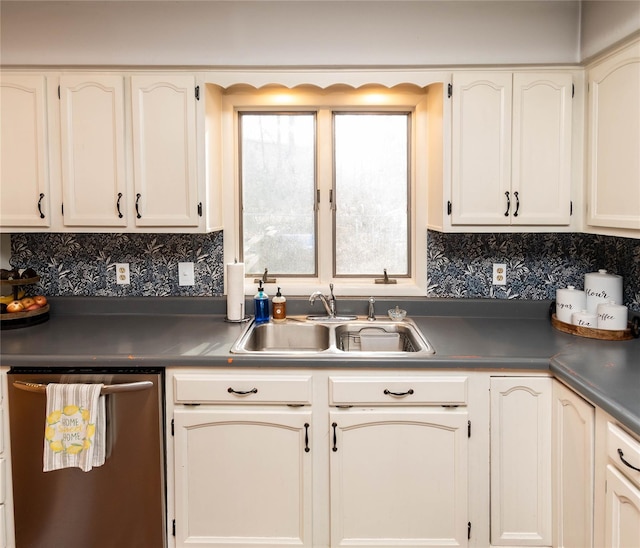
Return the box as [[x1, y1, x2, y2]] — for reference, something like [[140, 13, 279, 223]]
[[226, 262, 245, 321]]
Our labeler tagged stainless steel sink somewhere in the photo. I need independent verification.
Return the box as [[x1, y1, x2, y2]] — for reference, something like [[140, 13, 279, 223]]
[[232, 320, 331, 353], [230, 316, 435, 356], [335, 321, 433, 354]]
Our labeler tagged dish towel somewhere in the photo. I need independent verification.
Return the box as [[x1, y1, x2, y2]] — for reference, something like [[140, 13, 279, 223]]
[[43, 383, 106, 472]]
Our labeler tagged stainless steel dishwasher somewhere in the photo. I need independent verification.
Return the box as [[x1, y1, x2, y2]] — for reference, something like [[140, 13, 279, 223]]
[[7, 367, 166, 548]]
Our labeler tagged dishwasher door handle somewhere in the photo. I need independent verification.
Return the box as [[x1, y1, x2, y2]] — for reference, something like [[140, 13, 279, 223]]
[[12, 380, 154, 395]]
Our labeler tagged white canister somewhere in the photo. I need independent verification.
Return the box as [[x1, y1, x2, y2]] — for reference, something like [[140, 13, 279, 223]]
[[572, 310, 598, 328], [584, 269, 623, 314], [555, 285, 587, 323], [597, 301, 628, 331]]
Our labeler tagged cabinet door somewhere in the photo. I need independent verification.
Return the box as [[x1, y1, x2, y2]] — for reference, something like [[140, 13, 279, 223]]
[[552, 381, 594, 548], [451, 72, 512, 225], [131, 75, 199, 227], [173, 409, 312, 548], [605, 465, 640, 547], [512, 73, 572, 226], [491, 377, 552, 546], [59, 74, 127, 227], [0, 74, 50, 228], [587, 39, 640, 231], [330, 409, 468, 547]]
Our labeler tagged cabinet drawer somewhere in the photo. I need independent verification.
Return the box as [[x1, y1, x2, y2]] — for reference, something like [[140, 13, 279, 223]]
[[607, 422, 640, 488], [329, 376, 468, 406], [174, 374, 312, 405]]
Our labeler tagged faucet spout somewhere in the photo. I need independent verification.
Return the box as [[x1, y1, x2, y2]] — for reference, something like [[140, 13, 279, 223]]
[[309, 284, 337, 317], [309, 291, 333, 317]]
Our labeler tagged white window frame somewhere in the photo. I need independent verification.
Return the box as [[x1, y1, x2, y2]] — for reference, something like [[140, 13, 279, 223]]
[[215, 74, 449, 297]]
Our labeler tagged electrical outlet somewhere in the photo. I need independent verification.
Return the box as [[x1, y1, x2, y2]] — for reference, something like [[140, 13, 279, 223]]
[[116, 263, 130, 285], [178, 262, 195, 286], [493, 263, 507, 286]]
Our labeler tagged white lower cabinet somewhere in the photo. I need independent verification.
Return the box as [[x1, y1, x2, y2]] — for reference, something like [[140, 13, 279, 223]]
[[600, 418, 640, 548], [329, 408, 468, 547], [605, 466, 640, 547], [168, 368, 486, 548], [170, 372, 313, 547], [168, 369, 640, 548], [173, 409, 313, 547], [490, 376, 553, 546], [552, 380, 595, 548]]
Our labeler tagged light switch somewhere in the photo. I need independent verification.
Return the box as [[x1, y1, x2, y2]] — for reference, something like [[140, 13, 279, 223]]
[[178, 262, 195, 286]]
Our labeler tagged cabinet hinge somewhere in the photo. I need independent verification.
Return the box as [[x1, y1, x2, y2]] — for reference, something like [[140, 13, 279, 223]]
[[197, 202, 203, 217], [447, 83, 452, 98], [172, 519, 176, 536], [195, 85, 200, 101], [171, 418, 174, 436], [468, 521, 471, 540], [468, 420, 471, 438], [58, 85, 61, 99], [447, 201, 452, 215]]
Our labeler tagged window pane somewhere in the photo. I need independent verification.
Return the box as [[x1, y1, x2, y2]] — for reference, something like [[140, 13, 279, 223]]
[[334, 113, 409, 276], [240, 113, 316, 276]]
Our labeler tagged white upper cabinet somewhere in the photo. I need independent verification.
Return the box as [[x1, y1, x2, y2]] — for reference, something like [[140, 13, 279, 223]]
[[512, 73, 573, 225], [452, 72, 512, 226], [451, 72, 573, 228], [131, 75, 200, 228], [586, 38, 640, 234], [0, 74, 51, 228], [60, 74, 128, 227]]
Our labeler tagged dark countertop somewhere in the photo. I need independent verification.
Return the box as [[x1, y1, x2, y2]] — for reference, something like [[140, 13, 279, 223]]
[[1, 297, 639, 434]]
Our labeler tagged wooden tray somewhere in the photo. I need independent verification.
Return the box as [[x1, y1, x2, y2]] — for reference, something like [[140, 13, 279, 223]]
[[0, 304, 50, 330], [551, 314, 639, 341]]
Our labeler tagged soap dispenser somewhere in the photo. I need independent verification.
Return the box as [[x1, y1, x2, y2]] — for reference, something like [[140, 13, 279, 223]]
[[272, 287, 287, 322], [254, 281, 270, 324]]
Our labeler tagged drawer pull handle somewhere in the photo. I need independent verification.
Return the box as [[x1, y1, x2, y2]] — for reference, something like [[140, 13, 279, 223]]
[[227, 387, 258, 396], [332, 422, 338, 452], [618, 448, 640, 472], [304, 423, 310, 453], [504, 191, 510, 217], [513, 191, 520, 217], [384, 388, 414, 397]]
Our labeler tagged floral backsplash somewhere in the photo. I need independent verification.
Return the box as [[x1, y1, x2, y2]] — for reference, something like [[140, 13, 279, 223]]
[[8, 231, 640, 312], [427, 231, 640, 311]]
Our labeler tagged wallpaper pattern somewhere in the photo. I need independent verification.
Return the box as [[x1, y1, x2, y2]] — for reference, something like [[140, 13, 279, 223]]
[[8, 231, 640, 312]]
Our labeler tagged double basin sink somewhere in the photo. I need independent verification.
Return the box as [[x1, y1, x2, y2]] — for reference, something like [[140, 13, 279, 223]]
[[230, 316, 435, 356]]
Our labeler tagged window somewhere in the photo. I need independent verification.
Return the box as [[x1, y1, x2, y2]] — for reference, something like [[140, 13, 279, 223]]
[[240, 112, 317, 276], [333, 113, 410, 277], [220, 83, 434, 296]]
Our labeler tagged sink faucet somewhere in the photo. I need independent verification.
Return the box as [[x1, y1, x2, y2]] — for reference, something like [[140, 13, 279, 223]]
[[367, 297, 376, 321], [309, 283, 337, 318]]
